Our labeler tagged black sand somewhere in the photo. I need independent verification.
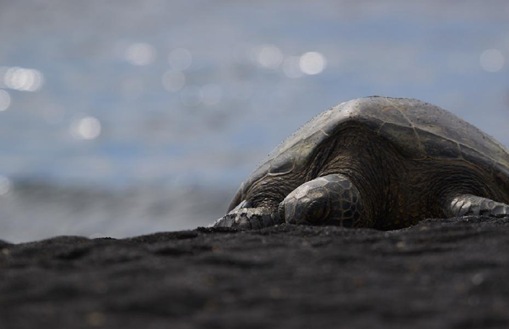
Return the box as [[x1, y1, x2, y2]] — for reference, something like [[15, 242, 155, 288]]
[[1, 216, 509, 328]]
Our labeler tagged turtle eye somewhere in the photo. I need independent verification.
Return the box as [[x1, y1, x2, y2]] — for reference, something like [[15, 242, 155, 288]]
[[268, 155, 295, 175]]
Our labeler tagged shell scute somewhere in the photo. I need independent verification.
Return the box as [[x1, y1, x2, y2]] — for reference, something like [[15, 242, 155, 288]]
[[416, 129, 462, 159]]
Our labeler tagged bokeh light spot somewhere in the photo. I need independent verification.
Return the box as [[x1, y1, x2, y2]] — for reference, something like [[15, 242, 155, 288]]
[[4, 67, 44, 91], [256, 44, 283, 69], [0, 89, 11, 111], [299, 51, 326, 75], [168, 48, 192, 70], [162, 71, 186, 92], [71, 116, 102, 140], [480, 49, 505, 72], [125, 43, 156, 66]]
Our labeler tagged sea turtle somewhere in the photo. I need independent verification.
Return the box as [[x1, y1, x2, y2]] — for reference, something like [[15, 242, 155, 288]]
[[213, 96, 509, 230]]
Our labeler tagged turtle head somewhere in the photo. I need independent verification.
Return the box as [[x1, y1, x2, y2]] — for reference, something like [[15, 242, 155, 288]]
[[227, 153, 299, 212]]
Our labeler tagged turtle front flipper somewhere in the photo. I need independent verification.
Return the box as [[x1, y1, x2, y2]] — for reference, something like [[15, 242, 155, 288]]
[[213, 201, 283, 229], [446, 194, 509, 217], [280, 174, 365, 227]]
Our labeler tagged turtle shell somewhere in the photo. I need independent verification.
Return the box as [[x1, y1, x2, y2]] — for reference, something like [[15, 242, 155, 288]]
[[229, 96, 509, 211]]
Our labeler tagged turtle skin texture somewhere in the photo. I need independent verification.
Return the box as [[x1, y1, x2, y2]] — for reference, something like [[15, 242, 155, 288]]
[[213, 96, 509, 230]]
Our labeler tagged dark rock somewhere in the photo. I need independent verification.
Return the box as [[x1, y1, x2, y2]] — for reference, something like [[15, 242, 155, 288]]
[[1, 216, 509, 328]]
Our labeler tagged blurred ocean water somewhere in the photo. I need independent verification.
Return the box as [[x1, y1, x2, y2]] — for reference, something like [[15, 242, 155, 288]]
[[0, 1, 508, 242]]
